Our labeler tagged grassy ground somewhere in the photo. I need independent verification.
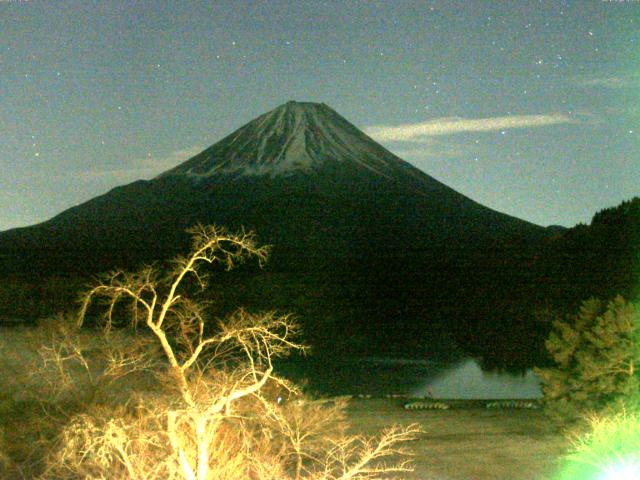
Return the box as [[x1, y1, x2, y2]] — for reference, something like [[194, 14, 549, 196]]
[[346, 398, 568, 480], [0, 397, 570, 480], [1, 326, 569, 479]]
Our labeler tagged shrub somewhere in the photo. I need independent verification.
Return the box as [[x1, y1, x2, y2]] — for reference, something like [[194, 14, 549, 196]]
[[535, 296, 640, 428]]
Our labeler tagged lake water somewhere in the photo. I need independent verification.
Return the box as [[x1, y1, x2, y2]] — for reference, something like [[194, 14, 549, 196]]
[[0, 325, 542, 400], [275, 356, 542, 399]]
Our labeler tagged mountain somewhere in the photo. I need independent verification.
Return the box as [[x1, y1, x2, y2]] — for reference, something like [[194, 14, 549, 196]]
[[159, 100, 412, 178], [0, 101, 555, 361], [1, 101, 548, 273]]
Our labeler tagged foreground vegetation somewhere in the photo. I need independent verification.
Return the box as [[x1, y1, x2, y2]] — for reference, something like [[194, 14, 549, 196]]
[[536, 296, 640, 428], [0, 225, 418, 479], [536, 295, 640, 479]]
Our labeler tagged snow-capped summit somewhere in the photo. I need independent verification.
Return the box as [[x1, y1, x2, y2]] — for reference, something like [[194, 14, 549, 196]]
[[159, 101, 403, 179], [0, 100, 548, 275]]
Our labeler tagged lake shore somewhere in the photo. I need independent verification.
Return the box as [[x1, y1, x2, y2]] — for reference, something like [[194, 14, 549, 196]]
[[2, 326, 569, 479]]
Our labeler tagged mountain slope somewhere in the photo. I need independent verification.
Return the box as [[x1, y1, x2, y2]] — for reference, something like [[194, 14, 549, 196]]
[[0, 101, 554, 361], [159, 101, 407, 178], [0, 101, 545, 268]]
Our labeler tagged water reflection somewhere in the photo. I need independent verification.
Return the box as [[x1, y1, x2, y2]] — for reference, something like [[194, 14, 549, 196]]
[[276, 357, 542, 399], [409, 358, 542, 399]]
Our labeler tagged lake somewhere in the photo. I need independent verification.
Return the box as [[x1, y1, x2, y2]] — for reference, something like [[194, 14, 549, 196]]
[[275, 356, 543, 399], [0, 325, 543, 400]]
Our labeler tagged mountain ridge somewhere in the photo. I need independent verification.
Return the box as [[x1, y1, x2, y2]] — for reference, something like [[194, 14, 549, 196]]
[[158, 101, 407, 179], [154, 101, 544, 238], [0, 101, 557, 362], [0, 100, 549, 269]]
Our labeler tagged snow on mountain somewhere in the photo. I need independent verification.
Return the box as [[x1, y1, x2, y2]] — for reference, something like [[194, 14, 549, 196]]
[[158, 101, 404, 179], [0, 99, 548, 274]]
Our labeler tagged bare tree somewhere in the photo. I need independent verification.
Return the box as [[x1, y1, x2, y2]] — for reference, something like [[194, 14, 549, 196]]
[[31, 224, 419, 480]]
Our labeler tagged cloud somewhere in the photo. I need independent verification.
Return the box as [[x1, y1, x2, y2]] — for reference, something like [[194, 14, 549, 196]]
[[576, 75, 637, 89], [77, 146, 202, 182], [364, 114, 574, 142], [391, 142, 469, 160]]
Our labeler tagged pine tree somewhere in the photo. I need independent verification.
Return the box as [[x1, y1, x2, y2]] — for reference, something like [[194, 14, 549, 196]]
[[535, 296, 640, 427]]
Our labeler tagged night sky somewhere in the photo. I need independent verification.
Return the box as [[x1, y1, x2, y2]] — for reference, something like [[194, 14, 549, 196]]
[[1, 0, 638, 232]]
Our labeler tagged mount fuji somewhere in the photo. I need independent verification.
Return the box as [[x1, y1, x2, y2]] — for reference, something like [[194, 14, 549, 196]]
[[0, 101, 554, 359], [1, 101, 546, 268]]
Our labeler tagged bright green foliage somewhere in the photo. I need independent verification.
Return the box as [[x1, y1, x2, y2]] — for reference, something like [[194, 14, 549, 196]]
[[554, 410, 640, 480], [535, 296, 640, 427], [0, 426, 10, 472]]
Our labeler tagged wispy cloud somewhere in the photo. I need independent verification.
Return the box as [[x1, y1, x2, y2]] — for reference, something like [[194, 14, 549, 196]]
[[77, 146, 202, 182], [576, 75, 638, 89], [364, 114, 574, 142], [391, 142, 469, 160]]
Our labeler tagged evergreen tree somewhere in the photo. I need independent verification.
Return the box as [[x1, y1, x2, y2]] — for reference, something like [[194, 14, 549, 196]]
[[535, 296, 640, 427]]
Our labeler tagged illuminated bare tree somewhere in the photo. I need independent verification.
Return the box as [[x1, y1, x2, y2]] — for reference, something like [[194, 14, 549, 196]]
[[34, 224, 418, 480]]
